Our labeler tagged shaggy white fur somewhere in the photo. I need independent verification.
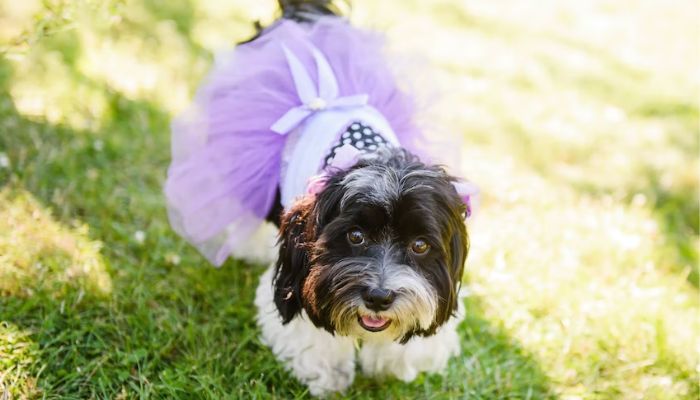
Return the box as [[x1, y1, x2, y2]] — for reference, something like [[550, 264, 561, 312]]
[[254, 266, 465, 396], [255, 267, 356, 396]]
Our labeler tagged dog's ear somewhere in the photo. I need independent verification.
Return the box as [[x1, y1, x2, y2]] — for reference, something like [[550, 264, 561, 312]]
[[449, 223, 468, 310], [273, 171, 347, 323], [273, 197, 315, 323], [446, 178, 470, 317], [424, 174, 471, 330]]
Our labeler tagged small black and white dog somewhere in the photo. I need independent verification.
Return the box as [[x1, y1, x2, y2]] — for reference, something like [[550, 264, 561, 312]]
[[165, 0, 476, 395], [255, 149, 470, 395], [253, 2, 475, 394]]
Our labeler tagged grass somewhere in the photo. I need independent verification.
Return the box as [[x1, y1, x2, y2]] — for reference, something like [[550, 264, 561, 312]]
[[1, 0, 698, 398]]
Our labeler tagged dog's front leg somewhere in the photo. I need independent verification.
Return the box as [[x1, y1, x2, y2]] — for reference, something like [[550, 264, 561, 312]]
[[255, 267, 356, 396], [358, 324, 461, 382]]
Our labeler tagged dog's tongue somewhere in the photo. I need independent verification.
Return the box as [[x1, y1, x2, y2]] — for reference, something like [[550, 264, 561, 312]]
[[361, 316, 388, 328]]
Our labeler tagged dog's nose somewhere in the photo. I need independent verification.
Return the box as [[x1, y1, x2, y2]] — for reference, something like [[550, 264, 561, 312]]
[[362, 288, 395, 311]]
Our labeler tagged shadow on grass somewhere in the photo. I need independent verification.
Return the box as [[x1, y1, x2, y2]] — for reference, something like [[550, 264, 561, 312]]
[[346, 296, 556, 399]]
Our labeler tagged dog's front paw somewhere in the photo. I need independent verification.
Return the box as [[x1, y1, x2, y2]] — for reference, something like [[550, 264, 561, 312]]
[[360, 323, 461, 382], [299, 358, 355, 397]]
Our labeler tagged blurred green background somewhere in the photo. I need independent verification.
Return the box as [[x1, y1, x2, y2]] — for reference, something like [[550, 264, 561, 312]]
[[0, 0, 698, 398]]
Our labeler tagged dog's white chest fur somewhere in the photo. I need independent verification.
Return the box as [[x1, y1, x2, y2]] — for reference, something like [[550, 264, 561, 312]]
[[255, 266, 464, 396]]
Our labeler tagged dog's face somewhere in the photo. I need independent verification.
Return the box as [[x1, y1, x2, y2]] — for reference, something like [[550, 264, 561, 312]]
[[273, 149, 468, 343]]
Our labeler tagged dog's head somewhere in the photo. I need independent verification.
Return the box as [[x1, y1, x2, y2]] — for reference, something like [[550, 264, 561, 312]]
[[273, 148, 469, 343]]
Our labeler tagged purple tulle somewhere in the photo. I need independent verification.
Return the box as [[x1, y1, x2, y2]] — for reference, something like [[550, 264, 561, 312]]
[[165, 17, 424, 265]]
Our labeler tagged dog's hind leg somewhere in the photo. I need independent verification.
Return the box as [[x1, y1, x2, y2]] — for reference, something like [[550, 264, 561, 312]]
[[233, 222, 279, 265]]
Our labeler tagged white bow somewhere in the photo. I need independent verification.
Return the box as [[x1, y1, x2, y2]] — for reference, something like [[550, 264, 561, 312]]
[[270, 44, 369, 135]]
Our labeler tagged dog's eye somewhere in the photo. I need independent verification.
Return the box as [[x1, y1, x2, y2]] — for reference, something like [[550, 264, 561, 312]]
[[347, 229, 365, 245], [410, 239, 430, 255]]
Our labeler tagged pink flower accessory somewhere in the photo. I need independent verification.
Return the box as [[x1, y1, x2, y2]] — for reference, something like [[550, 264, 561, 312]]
[[452, 180, 480, 219], [306, 144, 362, 196], [305, 174, 329, 196]]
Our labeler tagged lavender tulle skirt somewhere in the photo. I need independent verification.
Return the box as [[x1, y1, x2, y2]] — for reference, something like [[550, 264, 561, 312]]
[[164, 17, 424, 265]]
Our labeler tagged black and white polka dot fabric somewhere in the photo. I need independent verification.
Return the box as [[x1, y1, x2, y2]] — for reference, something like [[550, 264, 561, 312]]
[[323, 121, 388, 168]]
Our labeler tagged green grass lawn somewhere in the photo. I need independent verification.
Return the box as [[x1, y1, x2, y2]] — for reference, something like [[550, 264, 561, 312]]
[[1, 0, 698, 398]]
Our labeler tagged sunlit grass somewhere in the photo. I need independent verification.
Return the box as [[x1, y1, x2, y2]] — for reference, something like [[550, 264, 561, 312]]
[[1, 0, 698, 398], [0, 188, 112, 297], [0, 322, 40, 398]]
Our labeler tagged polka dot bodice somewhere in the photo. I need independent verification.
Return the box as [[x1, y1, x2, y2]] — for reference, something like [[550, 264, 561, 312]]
[[323, 121, 389, 168]]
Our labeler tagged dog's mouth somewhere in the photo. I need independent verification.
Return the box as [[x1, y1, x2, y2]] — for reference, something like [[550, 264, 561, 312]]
[[358, 315, 391, 332]]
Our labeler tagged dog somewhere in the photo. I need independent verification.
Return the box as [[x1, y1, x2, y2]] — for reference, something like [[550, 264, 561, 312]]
[[165, 0, 477, 395]]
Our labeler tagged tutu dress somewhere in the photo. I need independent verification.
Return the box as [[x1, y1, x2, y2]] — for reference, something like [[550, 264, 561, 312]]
[[164, 17, 444, 266]]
